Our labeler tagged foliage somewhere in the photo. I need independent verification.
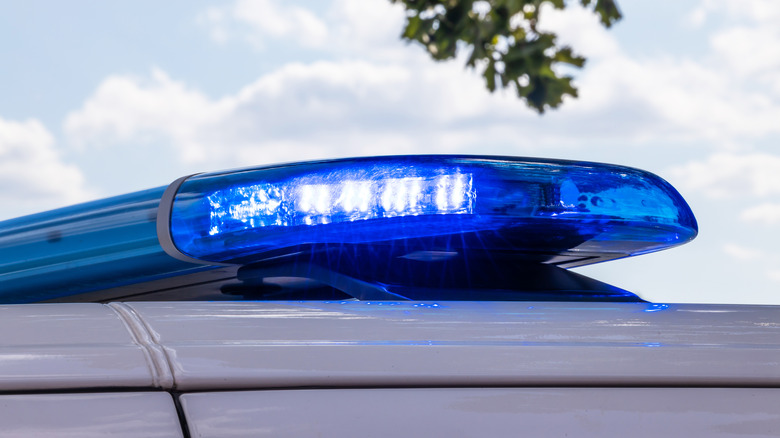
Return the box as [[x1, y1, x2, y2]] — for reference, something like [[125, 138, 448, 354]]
[[392, 0, 622, 113]]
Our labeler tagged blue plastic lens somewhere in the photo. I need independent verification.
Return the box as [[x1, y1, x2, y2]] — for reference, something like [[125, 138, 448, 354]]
[[207, 173, 473, 232], [168, 156, 698, 264], [0, 188, 207, 303]]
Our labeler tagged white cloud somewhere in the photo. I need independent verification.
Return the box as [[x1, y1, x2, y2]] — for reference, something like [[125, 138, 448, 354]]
[[191, 0, 780, 151], [722, 243, 765, 261], [687, 5, 708, 28], [198, 0, 412, 62], [710, 26, 780, 78], [325, 0, 408, 58], [64, 68, 230, 163], [740, 203, 780, 225], [722, 244, 780, 291], [197, 7, 230, 44], [199, 0, 328, 49], [79, 54, 756, 174], [768, 269, 780, 283], [669, 153, 780, 199], [571, 52, 780, 146], [692, 0, 780, 95], [70, 0, 780, 177], [0, 117, 91, 219], [538, 2, 780, 146], [64, 62, 522, 168], [583, 0, 780, 147], [538, 2, 620, 59], [692, 0, 780, 24]]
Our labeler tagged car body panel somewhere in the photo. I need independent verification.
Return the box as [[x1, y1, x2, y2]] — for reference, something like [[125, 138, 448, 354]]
[[2, 301, 778, 393], [0, 303, 155, 391], [122, 301, 780, 391], [0, 392, 183, 437], [181, 388, 780, 437]]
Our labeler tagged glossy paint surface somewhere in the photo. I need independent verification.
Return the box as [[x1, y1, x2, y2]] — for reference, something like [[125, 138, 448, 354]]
[[0, 303, 155, 391], [0, 392, 182, 437], [181, 388, 780, 437], [1, 300, 778, 392], [125, 301, 780, 391]]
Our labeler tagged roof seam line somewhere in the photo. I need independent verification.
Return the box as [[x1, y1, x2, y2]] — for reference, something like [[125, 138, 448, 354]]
[[106, 302, 175, 390]]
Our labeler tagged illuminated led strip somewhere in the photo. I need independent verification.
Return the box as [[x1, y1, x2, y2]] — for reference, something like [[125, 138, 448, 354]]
[[206, 173, 474, 234]]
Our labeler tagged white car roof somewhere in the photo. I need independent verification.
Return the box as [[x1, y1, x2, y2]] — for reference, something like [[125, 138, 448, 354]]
[[2, 301, 778, 392]]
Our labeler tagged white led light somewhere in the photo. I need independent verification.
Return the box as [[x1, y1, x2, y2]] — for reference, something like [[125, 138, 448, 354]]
[[408, 179, 422, 211], [298, 185, 314, 213], [206, 171, 474, 233], [357, 182, 371, 212], [435, 175, 449, 211], [451, 174, 466, 209], [380, 181, 394, 213], [394, 180, 407, 212], [340, 181, 356, 213], [313, 185, 330, 214]]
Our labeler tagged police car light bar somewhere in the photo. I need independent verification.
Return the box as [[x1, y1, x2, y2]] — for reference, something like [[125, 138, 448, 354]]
[[161, 155, 697, 264], [0, 155, 697, 303]]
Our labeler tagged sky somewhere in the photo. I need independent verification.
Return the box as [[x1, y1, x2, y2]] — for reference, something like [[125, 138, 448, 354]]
[[1, 0, 779, 304]]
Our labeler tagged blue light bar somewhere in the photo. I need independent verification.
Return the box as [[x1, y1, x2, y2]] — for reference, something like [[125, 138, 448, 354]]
[[0, 188, 209, 303], [0, 155, 698, 303], [161, 156, 697, 264]]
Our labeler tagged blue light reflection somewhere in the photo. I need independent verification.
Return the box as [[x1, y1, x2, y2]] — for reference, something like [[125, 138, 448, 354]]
[[643, 303, 671, 312]]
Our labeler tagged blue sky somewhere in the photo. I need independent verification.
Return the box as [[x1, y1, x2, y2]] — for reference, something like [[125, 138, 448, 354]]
[[2, 0, 779, 304]]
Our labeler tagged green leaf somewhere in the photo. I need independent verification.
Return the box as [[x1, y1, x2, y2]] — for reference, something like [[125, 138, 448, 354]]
[[484, 60, 497, 92], [401, 17, 419, 39], [554, 47, 586, 68], [580, 0, 622, 27], [393, 0, 621, 112]]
